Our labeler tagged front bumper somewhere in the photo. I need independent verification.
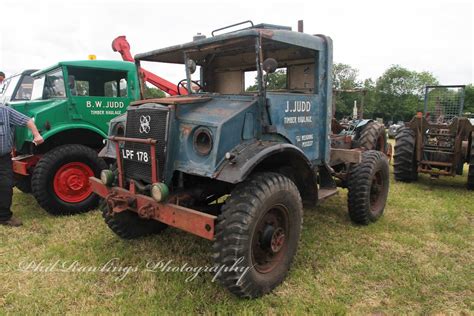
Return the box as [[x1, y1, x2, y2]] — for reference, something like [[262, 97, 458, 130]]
[[12, 154, 41, 176], [90, 177, 216, 240]]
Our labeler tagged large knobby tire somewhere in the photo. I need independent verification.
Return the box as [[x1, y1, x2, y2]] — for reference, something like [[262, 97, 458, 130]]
[[31, 144, 107, 215], [101, 200, 167, 239], [393, 127, 418, 182], [468, 165, 474, 190], [212, 172, 303, 298], [348, 150, 389, 225], [14, 175, 32, 193], [358, 121, 388, 153]]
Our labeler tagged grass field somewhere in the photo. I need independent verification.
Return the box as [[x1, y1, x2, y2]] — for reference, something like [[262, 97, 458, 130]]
[[1, 158, 473, 314]]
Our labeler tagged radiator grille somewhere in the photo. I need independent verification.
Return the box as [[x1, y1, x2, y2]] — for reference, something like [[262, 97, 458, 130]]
[[123, 107, 169, 183]]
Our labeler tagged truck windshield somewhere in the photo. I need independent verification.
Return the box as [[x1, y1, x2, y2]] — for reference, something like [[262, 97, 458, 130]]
[[12, 75, 34, 100], [0, 74, 21, 104], [31, 68, 66, 100]]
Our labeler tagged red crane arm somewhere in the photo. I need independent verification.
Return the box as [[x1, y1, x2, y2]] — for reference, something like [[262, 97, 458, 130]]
[[112, 36, 187, 96]]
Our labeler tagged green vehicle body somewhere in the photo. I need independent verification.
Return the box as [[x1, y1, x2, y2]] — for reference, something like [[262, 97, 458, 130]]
[[11, 60, 139, 153], [9, 60, 141, 214]]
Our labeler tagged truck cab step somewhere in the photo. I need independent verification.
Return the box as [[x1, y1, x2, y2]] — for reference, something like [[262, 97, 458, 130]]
[[318, 187, 338, 201]]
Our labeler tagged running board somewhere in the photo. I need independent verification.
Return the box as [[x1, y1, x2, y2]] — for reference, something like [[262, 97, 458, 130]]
[[318, 188, 338, 201]]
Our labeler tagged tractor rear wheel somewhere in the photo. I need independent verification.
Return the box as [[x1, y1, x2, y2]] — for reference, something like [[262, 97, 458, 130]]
[[14, 175, 32, 193], [394, 127, 418, 182], [101, 200, 168, 239], [31, 144, 107, 215], [213, 172, 303, 298], [468, 165, 474, 190], [348, 150, 389, 225], [358, 121, 387, 153]]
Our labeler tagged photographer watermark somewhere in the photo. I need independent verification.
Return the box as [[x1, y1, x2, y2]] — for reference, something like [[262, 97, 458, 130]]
[[17, 257, 251, 283]]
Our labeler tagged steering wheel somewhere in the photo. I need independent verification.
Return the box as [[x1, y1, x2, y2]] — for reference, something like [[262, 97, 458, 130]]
[[177, 79, 203, 95]]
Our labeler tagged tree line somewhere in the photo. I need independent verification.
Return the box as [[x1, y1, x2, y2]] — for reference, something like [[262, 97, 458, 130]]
[[332, 63, 474, 122]]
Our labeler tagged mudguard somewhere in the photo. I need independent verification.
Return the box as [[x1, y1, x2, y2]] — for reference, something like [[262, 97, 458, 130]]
[[214, 140, 318, 205]]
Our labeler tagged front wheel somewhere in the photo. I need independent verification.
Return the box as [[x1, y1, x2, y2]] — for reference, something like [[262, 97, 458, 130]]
[[347, 150, 389, 225], [213, 172, 303, 298], [101, 200, 168, 239], [31, 144, 107, 215]]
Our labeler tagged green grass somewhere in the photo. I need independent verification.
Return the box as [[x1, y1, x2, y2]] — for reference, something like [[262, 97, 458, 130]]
[[1, 161, 473, 314]]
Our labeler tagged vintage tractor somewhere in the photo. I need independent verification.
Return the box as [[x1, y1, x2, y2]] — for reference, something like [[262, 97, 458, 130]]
[[91, 21, 390, 298], [331, 88, 391, 158], [394, 85, 473, 189]]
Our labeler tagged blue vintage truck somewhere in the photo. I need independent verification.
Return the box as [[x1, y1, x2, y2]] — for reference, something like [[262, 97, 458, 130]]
[[91, 21, 390, 298]]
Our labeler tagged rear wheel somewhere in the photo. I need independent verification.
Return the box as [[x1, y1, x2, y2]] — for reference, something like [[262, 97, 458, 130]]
[[394, 127, 418, 182], [468, 165, 474, 190], [358, 121, 387, 153], [213, 172, 303, 298], [14, 175, 32, 193], [101, 200, 167, 239], [348, 150, 389, 225], [31, 144, 107, 215]]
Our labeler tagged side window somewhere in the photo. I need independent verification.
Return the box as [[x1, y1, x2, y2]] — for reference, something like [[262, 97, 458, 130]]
[[31, 69, 65, 100], [43, 69, 66, 98], [104, 81, 117, 97], [67, 66, 128, 98], [119, 78, 127, 97], [104, 78, 128, 97], [75, 81, 90, 96]]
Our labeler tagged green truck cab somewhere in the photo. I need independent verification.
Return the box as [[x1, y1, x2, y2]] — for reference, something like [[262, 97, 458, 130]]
[[10, 60, 140, 214]]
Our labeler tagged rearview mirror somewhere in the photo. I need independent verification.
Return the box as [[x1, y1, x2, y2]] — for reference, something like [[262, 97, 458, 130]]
[[262, 58, 278, 74], [187, 59, 197, 74]]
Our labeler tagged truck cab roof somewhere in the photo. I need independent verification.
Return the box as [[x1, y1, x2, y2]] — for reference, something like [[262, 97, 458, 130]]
[[32, 60, 136, 77], [135, 23, 329, 64]]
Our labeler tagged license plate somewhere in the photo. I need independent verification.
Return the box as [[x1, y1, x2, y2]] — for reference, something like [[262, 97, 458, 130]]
[[121, 148, 150, 163]]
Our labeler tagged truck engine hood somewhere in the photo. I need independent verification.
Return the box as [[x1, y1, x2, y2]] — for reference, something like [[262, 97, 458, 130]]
[[171, 95, 257, 126]]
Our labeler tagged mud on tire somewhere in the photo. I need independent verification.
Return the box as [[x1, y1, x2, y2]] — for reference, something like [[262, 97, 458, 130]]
[[348, 150, 389, 225], [31, 144, 107, 215], [212, 172, 303, 298], [394, 127, 418, 182]]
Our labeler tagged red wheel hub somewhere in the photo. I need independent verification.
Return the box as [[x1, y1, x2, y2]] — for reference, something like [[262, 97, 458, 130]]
[[53, 162, 94, 203]]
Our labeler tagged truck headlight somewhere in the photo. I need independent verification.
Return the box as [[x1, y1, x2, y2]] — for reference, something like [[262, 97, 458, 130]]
[[193, 127, 213, 156], [151, 182, 169, 202], [100, 169, 115, 186]]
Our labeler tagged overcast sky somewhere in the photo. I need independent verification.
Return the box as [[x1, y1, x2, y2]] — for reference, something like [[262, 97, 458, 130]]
[[1, 0, 472, 85]]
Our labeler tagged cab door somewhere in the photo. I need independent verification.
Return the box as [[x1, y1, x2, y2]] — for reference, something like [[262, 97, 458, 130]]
[[66, 66, 133, 134]]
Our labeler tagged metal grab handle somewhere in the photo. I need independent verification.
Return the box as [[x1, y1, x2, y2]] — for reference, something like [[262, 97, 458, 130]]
[[211, 20, 254, 37]]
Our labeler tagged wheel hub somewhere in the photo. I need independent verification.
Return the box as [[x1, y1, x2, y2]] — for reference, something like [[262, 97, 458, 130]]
[[252, 206, 290, 273], [53, 162, 94, 203], [270, 227, 285, 253], [370, 170, 384, 213], [260, 225, 286, 253]]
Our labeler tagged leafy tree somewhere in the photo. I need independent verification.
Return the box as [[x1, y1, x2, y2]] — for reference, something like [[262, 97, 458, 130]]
[[463, 84, 474, 115], [143, 86, 166, 98], [246, 69, 287, 92], [332, 63, 361, 90], [375, 65, 438, 121], [332, 63, 363, 118]]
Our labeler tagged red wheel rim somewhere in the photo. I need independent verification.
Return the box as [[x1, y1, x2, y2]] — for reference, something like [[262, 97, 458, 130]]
[[53, 162, 94, 203]]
